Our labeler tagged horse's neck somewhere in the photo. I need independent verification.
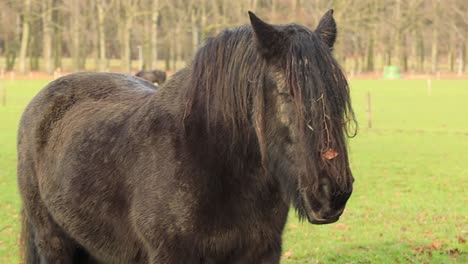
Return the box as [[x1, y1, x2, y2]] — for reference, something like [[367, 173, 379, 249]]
[[146, 68, 263, 177], [153, 69, 190, 107]]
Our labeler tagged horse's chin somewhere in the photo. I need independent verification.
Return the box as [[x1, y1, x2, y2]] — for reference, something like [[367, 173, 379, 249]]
[[304, 210, 340, 225], [300, 191, 341, 225]]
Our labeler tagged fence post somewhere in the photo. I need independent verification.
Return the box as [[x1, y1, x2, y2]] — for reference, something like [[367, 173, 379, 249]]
[[1, 79, 6, 106], [366, 92, 372, 129], [138, 45, 143, 71]]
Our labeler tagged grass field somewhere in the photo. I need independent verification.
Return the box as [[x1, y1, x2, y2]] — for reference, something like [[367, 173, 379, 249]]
[[0, 78, 467, 263]]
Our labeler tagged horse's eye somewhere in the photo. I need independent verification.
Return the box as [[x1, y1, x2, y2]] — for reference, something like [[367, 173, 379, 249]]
[[278, 92, 293, 102]]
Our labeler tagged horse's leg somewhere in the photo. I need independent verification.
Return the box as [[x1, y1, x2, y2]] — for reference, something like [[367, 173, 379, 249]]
[[19, 167, 78, 263], [23, 196, 80, 264], [254, 247, 282, 264], [232, 241, 282, 264]]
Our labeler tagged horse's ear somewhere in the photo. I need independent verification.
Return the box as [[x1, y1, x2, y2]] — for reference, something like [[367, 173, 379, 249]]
[[248, 11, 287, 60], [315, 9, 337, 49]]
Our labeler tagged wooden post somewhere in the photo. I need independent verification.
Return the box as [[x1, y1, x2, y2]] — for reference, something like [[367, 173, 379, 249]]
[[2, 79, 6, 106], [137, 45, 143, 71], [366, 92, 372, 129]]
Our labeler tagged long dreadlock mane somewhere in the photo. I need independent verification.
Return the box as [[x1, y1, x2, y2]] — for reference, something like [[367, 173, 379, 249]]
[[183, 26, 267, 171], [284, 28, 357, 197]]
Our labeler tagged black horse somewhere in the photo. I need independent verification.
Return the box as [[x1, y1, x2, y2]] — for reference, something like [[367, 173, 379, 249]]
[[17, 10, 356, 263], [135, 69, 167, 85]]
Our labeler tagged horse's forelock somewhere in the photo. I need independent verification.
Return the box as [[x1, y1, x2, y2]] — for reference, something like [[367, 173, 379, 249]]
[[285, 33, 356, 192]]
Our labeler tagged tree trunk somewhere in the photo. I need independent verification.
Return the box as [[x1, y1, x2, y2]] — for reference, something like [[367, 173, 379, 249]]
[[400, 35, 408, 72], [120, 15, 133, 73], [366, 33, 375, 72], [251, 0, 258, 10], [29, 21, 40, 71], [18, 0, 31, 74], [174, 25, 182, 71], [417, 32, 424, 72], [211, 0, 220, 33], [290, 0, 297, 20], [431, 28, 438, 73], [394, 0, 405, 71], [151, 0, 159, 69], [53, 1, 63, 70], [142, 12, 150, 70], [201, 0, 207, 43], [89, 0, 99, 71], [42, 0, 53, 74], [121, 21, 132, 73], [5, 42, 17, 71], [120, 1, 136, 74], [460, 41, 466, 75], [386, 48, 392, 66], [191, 8, 199, 55], [431, 0, 439, 74], [448, 34, 455, 73], [271, 0, 276, 21], [170, 38, 175, 71], [97, 0, 107, 71], [165, 43, 170, 71], [71, 0, 81, 71]]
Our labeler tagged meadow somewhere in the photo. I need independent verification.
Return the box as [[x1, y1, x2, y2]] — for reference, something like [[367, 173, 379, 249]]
[[0, 78, 467, 263]]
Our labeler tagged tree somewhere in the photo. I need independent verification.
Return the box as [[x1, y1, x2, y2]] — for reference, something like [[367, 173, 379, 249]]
[[42, 0, 54, 74], [96, 0, 113, 71], [18, 0, 31, 74]]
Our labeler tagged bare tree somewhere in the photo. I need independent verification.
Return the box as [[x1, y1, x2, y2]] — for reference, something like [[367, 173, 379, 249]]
[[18, 0, 31, 74], [42, 0, 54, 74], [118, 0, 139, 73], [430, 0, 440, 73], [96, 0, 113, 71], [1, 0, 466, 75]]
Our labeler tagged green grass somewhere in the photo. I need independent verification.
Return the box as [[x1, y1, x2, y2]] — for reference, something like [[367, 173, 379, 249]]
[[0, 79, 467, 263]]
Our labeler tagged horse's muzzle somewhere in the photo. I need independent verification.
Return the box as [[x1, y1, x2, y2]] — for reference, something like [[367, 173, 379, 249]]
[[305, 207, 344, 225]]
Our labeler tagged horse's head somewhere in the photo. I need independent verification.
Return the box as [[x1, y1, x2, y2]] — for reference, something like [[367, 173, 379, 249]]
[[249, 10, 356, 225]]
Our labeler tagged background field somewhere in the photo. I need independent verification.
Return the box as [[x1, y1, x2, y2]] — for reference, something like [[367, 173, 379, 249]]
[[0, 78, 467, 263]]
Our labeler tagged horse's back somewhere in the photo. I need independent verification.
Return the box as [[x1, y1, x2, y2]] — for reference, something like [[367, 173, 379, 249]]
[[18, 71, 157, 195], [27, 72, 156, 110], [20, 72, 154, 149]]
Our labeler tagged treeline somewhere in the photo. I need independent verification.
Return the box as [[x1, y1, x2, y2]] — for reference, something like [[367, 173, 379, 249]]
[[0, 0, 467, 75]]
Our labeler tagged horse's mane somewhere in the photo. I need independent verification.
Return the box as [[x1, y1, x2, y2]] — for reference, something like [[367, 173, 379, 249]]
[[182, 26, 266, 171], [184, 26, 264, 140]]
